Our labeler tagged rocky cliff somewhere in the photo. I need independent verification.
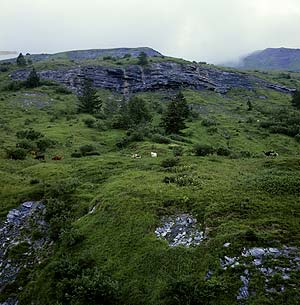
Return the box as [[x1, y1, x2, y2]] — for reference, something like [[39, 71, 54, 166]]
[[11, 61, 294, 96]]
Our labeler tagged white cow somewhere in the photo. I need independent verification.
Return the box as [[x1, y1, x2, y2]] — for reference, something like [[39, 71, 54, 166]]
[[151, 152, 157, 158]]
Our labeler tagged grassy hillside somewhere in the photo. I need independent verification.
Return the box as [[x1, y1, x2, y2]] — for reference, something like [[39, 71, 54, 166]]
[[0, 59, 300, 304]]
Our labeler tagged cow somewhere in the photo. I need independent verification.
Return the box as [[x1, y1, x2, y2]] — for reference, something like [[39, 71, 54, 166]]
[[151, 152, 158, 158], [131, 154, 141, 159], [52, 155, 63, 161], [263, 151, 278, 157]]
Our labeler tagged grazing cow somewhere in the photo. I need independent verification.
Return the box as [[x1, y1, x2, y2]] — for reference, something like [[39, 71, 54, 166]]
[[52, 155, 63, 161], [263, 151, 278, 157], [131, 154, 141, 159], [151, 152, 158, 158], [35, 154, 45, 161]]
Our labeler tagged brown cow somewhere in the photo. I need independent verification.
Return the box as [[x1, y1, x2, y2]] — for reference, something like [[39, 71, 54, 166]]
[[52, 156, 63, 161]]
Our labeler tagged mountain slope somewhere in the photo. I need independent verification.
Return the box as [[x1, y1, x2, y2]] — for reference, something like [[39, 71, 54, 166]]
[[237, 47, 300, 71], [0, 48, 300, 305]]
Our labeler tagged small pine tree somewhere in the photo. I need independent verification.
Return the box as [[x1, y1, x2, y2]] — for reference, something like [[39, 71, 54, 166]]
[[161, 92, 190, 134], [127, 96, 152, 126], [247, 99, 253, 111], [25, 68, 40, 88], [291, 90, 300, 109], [78, 78, 102, 114], [16, 53, 26, 66], [137, 52, 149, 66]]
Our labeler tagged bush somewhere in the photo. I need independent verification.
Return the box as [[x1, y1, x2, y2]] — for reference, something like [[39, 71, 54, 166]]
[[54, 85, 72, 94], [16, 140, 36, 151], [95, 120, 108, 131], [79, 144, 97, 156], [83, 117, 96, 128], [16, 129, 44, 141], [239, 150, 252, 158], [116, 137, 129, 149], [194, 144, 214, 156], [36, 138, 56, 152], [161, 157, 180, 168], [169, 134, 191, 143], [71, 152, 82, 158], [0, 66, 8, 72], [172, 146, 184, 157], [201, 118, 217, 127], [7, 148, 27, 160], [152, 134, 171, 144], [110, 114, 130, 129], [44, 257, 120, 305], [5, 81, 24, 91], [295, 134, 300, 142], [216, 147, 231, 156]]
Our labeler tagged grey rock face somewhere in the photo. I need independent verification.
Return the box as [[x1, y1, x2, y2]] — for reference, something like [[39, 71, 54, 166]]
[[0, 202, 49, 299], [11, 62, 295, 96], [155, 214, 205, 247]]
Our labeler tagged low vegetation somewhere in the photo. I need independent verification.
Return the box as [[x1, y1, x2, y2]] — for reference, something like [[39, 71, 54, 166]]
[[0, 58, 299, 305]]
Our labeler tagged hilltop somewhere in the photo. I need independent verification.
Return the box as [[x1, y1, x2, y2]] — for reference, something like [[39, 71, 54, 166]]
[[0, 48, 300, 305]]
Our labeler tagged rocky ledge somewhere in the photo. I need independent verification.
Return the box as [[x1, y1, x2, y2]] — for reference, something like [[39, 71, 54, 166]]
[[11, 62, 295, 96], [0, 202, 49, 304]]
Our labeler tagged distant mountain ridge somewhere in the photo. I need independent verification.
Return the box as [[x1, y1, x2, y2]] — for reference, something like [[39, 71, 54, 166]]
[[1, 47, 162, 63], [234, 47, 300, 71]]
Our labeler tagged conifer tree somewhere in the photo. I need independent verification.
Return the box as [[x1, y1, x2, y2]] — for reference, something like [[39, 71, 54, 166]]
[[78, 79, 102, 114], [16, 53, 26, 66], [25, 68, 40, 88], [161, 92, 190, 134], [291, 90, 300, 109], [137, 52, 149, 66], [127, 96, 152, 126]]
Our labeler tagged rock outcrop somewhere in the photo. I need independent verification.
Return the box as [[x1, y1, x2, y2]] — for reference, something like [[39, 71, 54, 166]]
[[0, 202, 49, 303], [11, 61, 295, 96]]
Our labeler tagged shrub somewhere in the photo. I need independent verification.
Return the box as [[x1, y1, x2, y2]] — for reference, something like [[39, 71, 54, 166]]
[[216, 147, 231, 156], [36, 138, 56, 152], [79, 144, 97, 156], [7, 148, 27, 160], [5, 81, 24, 91], [83, 117, 96, 128], [201, 118, 217, 127], [161, 157, 180, 168], [172, 146, 184, 157], [46, 257, 120, 305], [60, 228, 85, 247], [207, 126, 218, 134], [295, 134, 300, 142], [169, 134, 191, 143], [95, 120, 108, 131], [71, 152, 82, 158], [194, 144, 214, 156], [16, 129, 44, 141], [16, 140, 36, 151], [0, 66, 8, 72], [152, 134, 171, 144], [239, 150, 252, 158], [54, 85, 72, 94], [116, 137, 129, 149], [110, 114, 130, 129]]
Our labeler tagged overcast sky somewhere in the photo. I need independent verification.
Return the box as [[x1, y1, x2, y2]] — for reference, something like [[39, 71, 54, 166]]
[[1, 0, 300, 64]]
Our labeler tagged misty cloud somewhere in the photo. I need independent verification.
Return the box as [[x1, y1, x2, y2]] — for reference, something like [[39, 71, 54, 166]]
[[1, 0, 300, 63]]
